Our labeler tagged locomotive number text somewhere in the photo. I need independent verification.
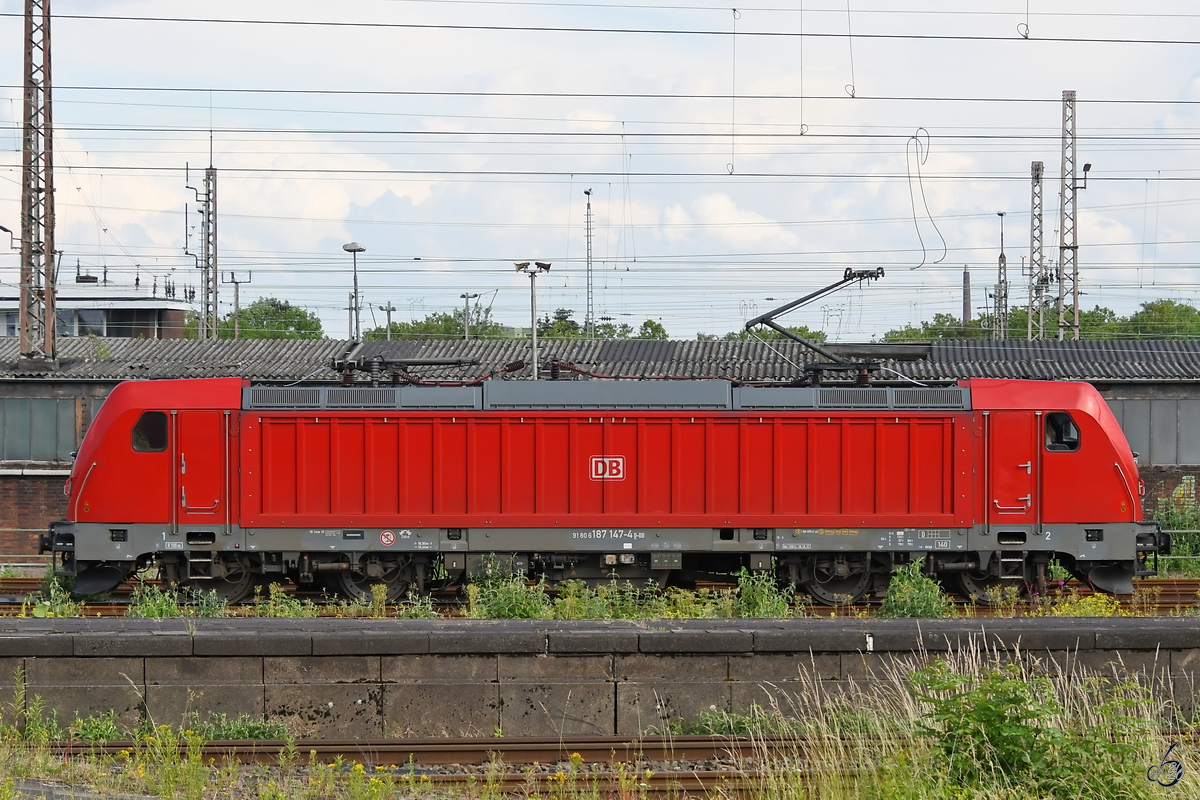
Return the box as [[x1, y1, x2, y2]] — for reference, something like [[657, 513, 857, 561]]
[[572, 529, 645, 540]]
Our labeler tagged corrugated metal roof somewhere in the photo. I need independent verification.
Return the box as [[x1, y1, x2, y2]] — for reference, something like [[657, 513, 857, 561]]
[[2, 336, 1200, 383], [0, 337, 345, 381]]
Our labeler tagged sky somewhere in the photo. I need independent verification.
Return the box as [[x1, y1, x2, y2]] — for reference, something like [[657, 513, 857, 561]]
[[1, 1, 1199, 341]]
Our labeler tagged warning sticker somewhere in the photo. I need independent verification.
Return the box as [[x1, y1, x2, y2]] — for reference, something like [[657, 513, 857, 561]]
[[380, 530, 396, 546]]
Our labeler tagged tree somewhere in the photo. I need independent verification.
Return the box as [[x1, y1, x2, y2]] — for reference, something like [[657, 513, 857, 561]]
[[595, 321, 634, 339], [537, 309, 667, 340], [638, 319, 668, 340], [882, 305, 1121, 342], [224, 298, 323, 339], [184, 298, 324, 339], [365, 306, 505, 340], [883, 313, 988, 342], [724, 324, 827, 343], [1117, 300, 1200, 339], [537, 308, 583, 338]]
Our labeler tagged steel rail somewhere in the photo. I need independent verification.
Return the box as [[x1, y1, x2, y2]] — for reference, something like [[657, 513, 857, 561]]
[[49, 734, 788, 764]]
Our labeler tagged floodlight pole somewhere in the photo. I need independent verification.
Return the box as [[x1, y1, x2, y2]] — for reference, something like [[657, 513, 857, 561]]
[[343, 242, 365, 340], [516, 262, 550, 379]]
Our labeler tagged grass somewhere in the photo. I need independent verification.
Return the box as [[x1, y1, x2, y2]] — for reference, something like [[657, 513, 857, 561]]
[[0, 555, 1185, 621], [465, 567, 801, 620]]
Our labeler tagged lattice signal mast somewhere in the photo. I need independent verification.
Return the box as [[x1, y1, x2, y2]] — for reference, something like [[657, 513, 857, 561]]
[[1027, 161, 1047, 340], [584, 189, 594, 338], [20, 0, 56, 360], [185, 162, 219, 339], [1057, 90, 1078, 341]]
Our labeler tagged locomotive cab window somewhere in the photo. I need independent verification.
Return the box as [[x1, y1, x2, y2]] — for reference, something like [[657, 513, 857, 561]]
[[1045, 412, 1080, 452], [132, 411, 168, 452]]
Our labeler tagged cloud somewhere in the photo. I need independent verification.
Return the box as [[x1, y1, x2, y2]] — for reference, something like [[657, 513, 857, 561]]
[[690, 193, 798, 249]]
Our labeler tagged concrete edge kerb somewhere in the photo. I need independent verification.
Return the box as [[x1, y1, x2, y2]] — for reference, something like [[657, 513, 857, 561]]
[[0, 617, 1192, 657]]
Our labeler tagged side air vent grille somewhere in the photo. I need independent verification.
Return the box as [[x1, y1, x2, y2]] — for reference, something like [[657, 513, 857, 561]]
[[818, 388, 889, 408], [244, 382, 970, 411], [246, 387, 321, 409], [326, 388, 397, 408], [244, 385, 483, 410], [483, 379, 731, 409], [893, 388, 968, 408], [733, 386, 816, 409]]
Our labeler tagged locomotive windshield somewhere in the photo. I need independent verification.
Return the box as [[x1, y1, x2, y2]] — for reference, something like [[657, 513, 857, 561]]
[[131, 411, 168, 452], [1045, 412, 1080, 452]]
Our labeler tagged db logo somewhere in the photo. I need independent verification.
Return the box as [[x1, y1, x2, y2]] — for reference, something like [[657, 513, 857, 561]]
[[590, 456, 626, 481], [380, 530, 396, 546]]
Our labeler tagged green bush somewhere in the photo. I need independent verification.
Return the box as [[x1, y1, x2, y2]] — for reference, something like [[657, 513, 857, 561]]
[[910, 660, 1154, 796], [466, 576, 550, 619], [731, 568, 792, 618], [879, 559, 953, 618]]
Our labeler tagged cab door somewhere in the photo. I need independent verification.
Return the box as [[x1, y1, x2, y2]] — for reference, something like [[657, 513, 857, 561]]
[[986, 410, 1039, 525], [175, 410, 228, 531]]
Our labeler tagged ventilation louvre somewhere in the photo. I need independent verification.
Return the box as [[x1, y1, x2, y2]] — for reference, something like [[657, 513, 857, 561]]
[[326, 388, 397, 408], [893, 388, 967, 408], [818, 388, 889, 408], [247, 387, 321, 409]]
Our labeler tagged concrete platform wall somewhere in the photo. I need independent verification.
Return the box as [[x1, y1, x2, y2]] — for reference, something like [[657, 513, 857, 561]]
[[0, 618, 1196, 738]]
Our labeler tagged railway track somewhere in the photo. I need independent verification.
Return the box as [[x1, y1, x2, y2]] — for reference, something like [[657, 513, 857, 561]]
[[3, 577, 1198, 617], [42, 735, 799, 797]]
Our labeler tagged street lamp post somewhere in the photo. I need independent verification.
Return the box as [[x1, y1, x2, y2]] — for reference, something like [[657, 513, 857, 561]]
[[515, 262, 551, 379], [343, 242, 365, 339], [460, 292, 479, 340]]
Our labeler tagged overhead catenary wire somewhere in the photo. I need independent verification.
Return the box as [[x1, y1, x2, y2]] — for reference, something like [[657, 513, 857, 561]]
[[0, 8, 1197, 342], [2, 11, 1199, 47]]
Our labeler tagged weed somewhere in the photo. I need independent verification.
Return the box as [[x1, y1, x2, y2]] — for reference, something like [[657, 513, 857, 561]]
[[1044, 590, 1127, 617], [879, 559, 953, 618], [731, 568, 792, 618], [656, 704, 805, 736], [983, 584, 1024, 617], [68, 709, 123, 741], [251, 583, 319, 618], [909, 659, 1154, 796], [394, 591, 438, 619], [21, 696, 63, 743], [125, 583, 182, 617], [182, 712, 288, 741], [1046, 556, 1072, 582], [467, 575, 550, 619], [125, 583, 227, 618], [1131, 584, 1162, 616], [552, 580, 615, 620], [30, 578, 80, 619], [186, 587, 228, 617]]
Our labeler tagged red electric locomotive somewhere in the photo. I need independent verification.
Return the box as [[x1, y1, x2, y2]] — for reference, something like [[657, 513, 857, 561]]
[[44, 375, 1164, 603]]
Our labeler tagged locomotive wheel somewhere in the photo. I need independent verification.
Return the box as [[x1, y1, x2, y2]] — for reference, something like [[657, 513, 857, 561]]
[[802, 555, 871, 605], [332, 565, 411, 603]]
